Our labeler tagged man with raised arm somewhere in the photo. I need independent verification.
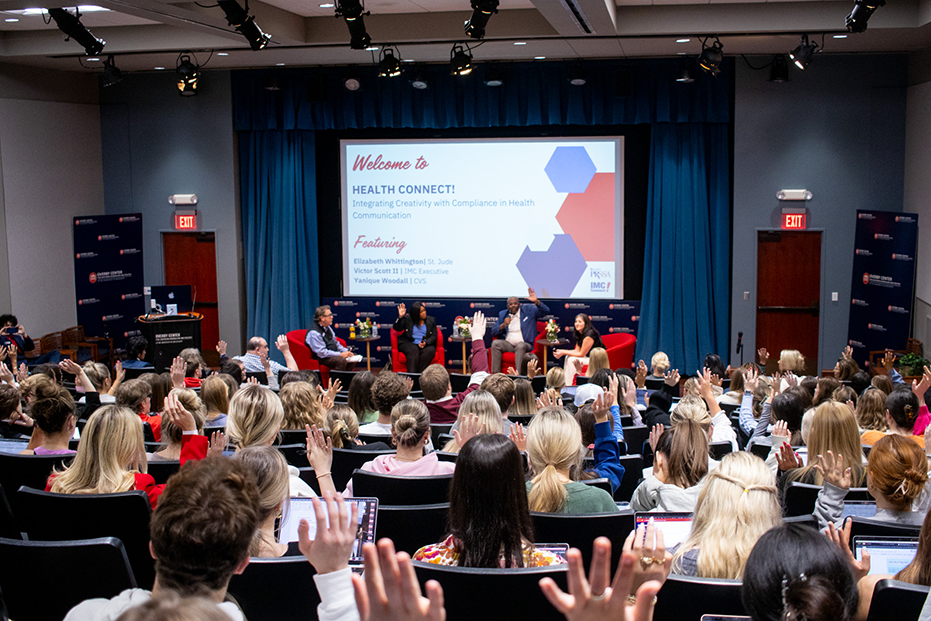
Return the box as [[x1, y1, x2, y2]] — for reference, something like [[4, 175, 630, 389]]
[[420, 312, 490, 424], [490, 287, 549, 375], [233, 335, 299, 375]]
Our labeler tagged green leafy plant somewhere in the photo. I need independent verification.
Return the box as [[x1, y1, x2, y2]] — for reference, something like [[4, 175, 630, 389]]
[[899, 352, 929, 377]]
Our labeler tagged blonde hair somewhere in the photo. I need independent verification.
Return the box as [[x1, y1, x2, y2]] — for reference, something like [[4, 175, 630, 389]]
[[390, 399, 431, 448], [50, 405, 146, 494], [527, 407, 583, 513], [651, 352, 670, 375], [442, 390, 502, 452], [231, 446, 290, 557], [161, 389, 206, 446], [227, 384, 283, 448], [324, 404, 359, 449], [670, 395, 712, 431], [672, 452, 780, 579], [779, 350, 806, 373], [279, 381, 323, 430], [20, 373, 53, 402], [856, 388, 887, 432], [585, 348, 610, 377], [788, 401, 865, 486], [82, 361, 111, 391], [200, 375, 230, 417], [545, 367, 565, 391]]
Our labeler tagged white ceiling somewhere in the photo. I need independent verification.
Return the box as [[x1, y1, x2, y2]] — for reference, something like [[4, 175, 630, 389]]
[[0, 0, 928, 74]]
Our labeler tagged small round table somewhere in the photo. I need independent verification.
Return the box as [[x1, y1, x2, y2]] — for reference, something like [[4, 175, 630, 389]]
[[350, 335, 379, 372], [536, 337, 570, 371], [447, 335, 471, 374]]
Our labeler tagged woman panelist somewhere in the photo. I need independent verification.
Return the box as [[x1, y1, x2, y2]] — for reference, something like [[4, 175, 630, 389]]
[[553, 313, 603, 385], [394, 301, 438, 373]]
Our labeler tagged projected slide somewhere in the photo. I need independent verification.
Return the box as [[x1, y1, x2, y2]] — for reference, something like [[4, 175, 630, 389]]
[[341, 138, 623, 299]]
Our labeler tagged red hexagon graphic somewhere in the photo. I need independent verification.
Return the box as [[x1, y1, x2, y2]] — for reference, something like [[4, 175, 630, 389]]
[[555, 173, 615, 262]]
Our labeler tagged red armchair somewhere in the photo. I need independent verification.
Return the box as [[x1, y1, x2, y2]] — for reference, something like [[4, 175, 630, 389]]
[[601, 332, 637, 371], [491, 321, 547, 374], [286, 328, 347, 386], [391, 328, 444, 372]]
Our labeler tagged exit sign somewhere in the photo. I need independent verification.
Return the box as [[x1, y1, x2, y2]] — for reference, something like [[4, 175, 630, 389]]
[[174, 210, 198, 230], [782, 212, 807, 230]]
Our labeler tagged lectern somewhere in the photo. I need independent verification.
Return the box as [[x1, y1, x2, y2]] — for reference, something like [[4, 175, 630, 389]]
[[136, 312, 203, 371]]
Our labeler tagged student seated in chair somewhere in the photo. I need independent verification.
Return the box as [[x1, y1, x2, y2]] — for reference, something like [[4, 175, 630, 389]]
[[419, 312, 490, 424]]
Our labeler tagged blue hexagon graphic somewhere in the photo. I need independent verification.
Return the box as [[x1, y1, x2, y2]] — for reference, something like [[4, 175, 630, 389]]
[[515, 234, 588, 298], [544, 147, 597, 193]]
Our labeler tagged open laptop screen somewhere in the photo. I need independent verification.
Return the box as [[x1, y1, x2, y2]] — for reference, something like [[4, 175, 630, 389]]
[[278, 496, 378, 563], [853, 536, 919, 576], [634, 512, 693, 548]]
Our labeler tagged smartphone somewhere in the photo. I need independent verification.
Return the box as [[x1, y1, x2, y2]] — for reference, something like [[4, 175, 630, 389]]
[[5, 327, 16, 335]]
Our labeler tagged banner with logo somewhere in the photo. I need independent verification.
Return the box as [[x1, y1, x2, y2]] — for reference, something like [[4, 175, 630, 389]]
[[73, 214, 145, 353], [848, 210, 919, 365], [321, 296, 640, 370]]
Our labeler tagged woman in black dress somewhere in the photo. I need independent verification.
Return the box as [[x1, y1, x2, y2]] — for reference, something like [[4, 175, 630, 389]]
[[393, 301, 437, 373], [553, 313, 603, 385]]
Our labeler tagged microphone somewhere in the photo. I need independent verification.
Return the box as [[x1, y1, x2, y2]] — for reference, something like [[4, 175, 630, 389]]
[[736, 331, 743, 354]]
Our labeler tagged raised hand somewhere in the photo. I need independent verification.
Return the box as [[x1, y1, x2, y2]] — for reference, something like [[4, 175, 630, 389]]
[[826, 520, 870, 582], [163, 392, 196, 432], [453, 413, 482, 448], [509, 422, 527, 451], [648, 424, 664, 453], [16, 362, 28, 384], [300, 492, 359, 576], [318, 389, 334, 413], [260, 350, 271, 374], [0, 345, 8, 363], [536, 388, 562, 410], [207, 431, 227, 458], [664, 369, 679, 386], [246, 376, 260, 386], [592, 392, 612, 422], [216, 339, 228, 356], [843, 345, 854, 360], [635, 360, 647, 388], [170, 356, 185, 389], [507, 367, 518, 376], [882, 350, 896, 372], [527, 287, 538, 304], [743, 368, 759, 393], [352, 539, 445, 621], [0, 360, 14, 386], [607, 374, 619, 408], [397, 303, 407, 318], [276, 334, 290, 353], [775, 442, 803, 472], [305, 424, 334, 475], [623, 519, 672, 593], [757, 347, 769, 365], [326, 378, 342, 402], [526, 358, 538, 379], [813, 450, 852, 490], [470, 311, 487, 340]]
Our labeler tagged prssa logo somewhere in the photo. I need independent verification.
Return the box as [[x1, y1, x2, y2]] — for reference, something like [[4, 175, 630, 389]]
[[590, 268, 611, 280], [89, 272, 98, 284], [851, 298, 868, 306], [848, 339, 865, 348], [632, 315, 639, 322], [862, 273, 870, 285]]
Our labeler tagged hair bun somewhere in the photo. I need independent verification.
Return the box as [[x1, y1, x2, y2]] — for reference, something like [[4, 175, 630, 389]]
[[396, 414, 417, 433]]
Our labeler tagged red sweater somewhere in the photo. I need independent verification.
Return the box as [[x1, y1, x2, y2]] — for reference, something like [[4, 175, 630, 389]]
[[47, 434, 208, 508], [425, 339, 488, 424], [141, 413, 163, 442]]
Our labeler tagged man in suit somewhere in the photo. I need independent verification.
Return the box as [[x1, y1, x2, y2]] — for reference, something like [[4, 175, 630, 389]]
[[490, 287, 549, 374]]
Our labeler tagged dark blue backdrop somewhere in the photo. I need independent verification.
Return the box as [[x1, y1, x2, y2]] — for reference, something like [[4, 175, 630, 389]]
[[232, 58, 731, 370]]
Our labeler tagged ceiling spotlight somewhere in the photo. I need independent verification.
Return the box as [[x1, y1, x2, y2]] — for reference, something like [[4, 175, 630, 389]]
[[789, 34, 818, 70], [99, 54, 123, 87], [264, 75, 281, 90], [47, 8, 104, 55], [483, 65, 503, 86], [698, 37, 723, 75], [344, 75, 361, 91], [409, 68, 428, 90], [336, 0, 371, 50], [675, 60, 694, 83], [217, 0, 270, 50], [464, 0, 498, 39], [846, 0, 884, 33], [568, 68, 586, 86], [176, 54, 199, 96], [377, 48, 401, 78], [450, 44, 473, 76], [769, 54, 789, 82]]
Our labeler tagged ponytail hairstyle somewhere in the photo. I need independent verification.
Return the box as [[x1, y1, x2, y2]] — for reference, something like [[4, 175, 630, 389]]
[[82, 361, 111, 391], [161, 389, 206, 446], [527, 407, 583, 513], [812, 377, 841, 408], [895, 502, 931, 585], [742, 523, 857, 621], [885, 388, 920, 434], [855, 387, 887, 432], [324, 404, 359, 449], [655, 419, 709, 489], [30, 380, 75, 435], [670, 395, 712, 433], [442, 390, 501, 453], [867, 434, 928, 511], [545, 367, 566, 392], [390, 399, 430, 449]]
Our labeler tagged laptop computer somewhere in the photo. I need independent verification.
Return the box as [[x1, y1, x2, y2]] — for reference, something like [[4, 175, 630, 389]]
[[278, 496, 378, 564], [842, 500, 878, 520], [853, 536, 919, 575], [634, 512, 694, 548]]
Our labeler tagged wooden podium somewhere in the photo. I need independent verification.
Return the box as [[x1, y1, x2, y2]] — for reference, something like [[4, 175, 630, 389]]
[[137, 312, 203, 371]]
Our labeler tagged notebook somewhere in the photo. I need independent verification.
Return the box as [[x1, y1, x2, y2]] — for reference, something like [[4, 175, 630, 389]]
[[853, 536, 919, 576], [634, 512, 694, 548], [277, 496, 378, 563]]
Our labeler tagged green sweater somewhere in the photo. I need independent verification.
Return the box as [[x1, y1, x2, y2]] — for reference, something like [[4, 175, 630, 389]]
[[526, 480, 619, 514]]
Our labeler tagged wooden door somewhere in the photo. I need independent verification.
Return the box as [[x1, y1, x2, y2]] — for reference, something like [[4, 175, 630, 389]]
[[756, 231, 821, 376], [162, 232, 220, 367]]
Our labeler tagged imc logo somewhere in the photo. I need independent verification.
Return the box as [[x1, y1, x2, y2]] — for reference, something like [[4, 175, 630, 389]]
[[590, 282, 609, 292]]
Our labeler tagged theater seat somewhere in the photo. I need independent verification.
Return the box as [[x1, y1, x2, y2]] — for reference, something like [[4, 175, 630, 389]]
[[601, 332, 636, 371], [286, 328, 346, 386], [391, 328, 445, 372]]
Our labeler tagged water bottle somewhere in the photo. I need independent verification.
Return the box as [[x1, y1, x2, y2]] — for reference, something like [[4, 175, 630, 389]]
[[372, 323, 378, 338]]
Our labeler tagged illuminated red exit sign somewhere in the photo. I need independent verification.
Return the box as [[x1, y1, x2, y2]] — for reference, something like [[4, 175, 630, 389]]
[[174, 210, 198, 230], [782, 212, 807, 230]]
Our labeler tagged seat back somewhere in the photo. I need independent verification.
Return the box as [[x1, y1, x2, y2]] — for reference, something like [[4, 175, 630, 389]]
[[622, 425, 649, 457], [145, 460, 181, 484], [331, 448, 395, 491], [431, 423, 453, 438], [749, 442, 770, 460], [783, 482, 870, 517], [719, 402, 740, 416], [351, 469, 452, 505], [653, 574, 745, 621], [0, 484, 20, 539], [709, 441, 733, 461], [616, 454, 644, 502], [531, 510, 634, 571], [295, 467, 323, 496], [0, 452, 72, 515], [866, 579, 929, 621], [16, 487, 155, 588], [227, 555, 320, 621], [276, 443, 308, 467], [849, 516, 922, 538], [0, 536, 137, 621], [580, 477, 612, 495], [413, 561, 569, 621], [327, 369, 358, 392], [277, 429, 308, 446], [377, 503, 450, 555]]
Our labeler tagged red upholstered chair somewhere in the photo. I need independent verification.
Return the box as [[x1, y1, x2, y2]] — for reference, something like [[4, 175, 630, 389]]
[[286, 328, 346, 386], [491, 321, 546, 374], [601, 333, 637, 371], [391, 328, 444, 372]]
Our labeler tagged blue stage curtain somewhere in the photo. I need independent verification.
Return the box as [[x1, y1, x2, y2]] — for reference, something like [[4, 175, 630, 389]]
[[635, 123, 731, 371], [239, 130, 320, 362], [233, 59, 731, 370]]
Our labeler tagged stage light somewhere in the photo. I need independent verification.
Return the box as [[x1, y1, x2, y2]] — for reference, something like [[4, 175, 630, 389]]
[[698, 37, 723, 75], [176, 54, 199, 96], [789, 34, 817, 70], [450, 44, 473, 76], [344, 75, 361, 91], [377, 48, 401, 78], [483, 65, 503, 86], [846, 0, 884, 33], [568, 68, 586, 86], [769, 54, 789, 82], [675, 60, 694, 83], [464, 0, 498, 39], [217, 0, 271, 50], [336, 0, 371, 50], [100, 54, 123, 87], [410, 68, 428, 90], [47, 8, 104, 56]]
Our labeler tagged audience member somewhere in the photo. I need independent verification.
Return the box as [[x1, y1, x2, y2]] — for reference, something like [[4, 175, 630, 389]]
[[347, 371, 378, 424], [115, 378, 163, 442], [441, 390, 502, 453], [871, 374, 894, 396], [148, 389, 208, 462], [221, 360, 244, 385], [121, 336, 151, 369], [81, 361, 117, 403], [631, 420, 708, 512], [139, 373, 172, 417], [182, 360, 202, 389], [280, 380, 324, 430], [0, 314, 34, 365], [360, 371, 410, 436], [279, 369, 319, 391], [323, 404, 391, 451], [861, 387, 926, 447], [855, 387, 887, 432], [306, 305, 356, 372], [420, 311, 490, 423], [234, 335, 299, 377], [415, 433, 565, 567], [200, 374, 230, 427], [510, 378, 536, 417], [648, 351, 670, 380], [231, 446, 293, 558], [19, 374, 77, 455], [490, 287, 549, 375], [703, 353, 727, 380], [553, 313, 603, 386]]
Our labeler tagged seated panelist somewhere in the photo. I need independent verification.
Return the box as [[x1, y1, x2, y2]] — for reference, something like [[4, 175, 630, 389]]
[[393, 302, 437, 373], [491, 287, 549, 375]]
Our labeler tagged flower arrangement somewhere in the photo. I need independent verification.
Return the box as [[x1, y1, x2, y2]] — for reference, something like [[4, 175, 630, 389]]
[[455, 316, 472, 339], [545, 319, 560, 342], [354, 318, 372, 338]]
